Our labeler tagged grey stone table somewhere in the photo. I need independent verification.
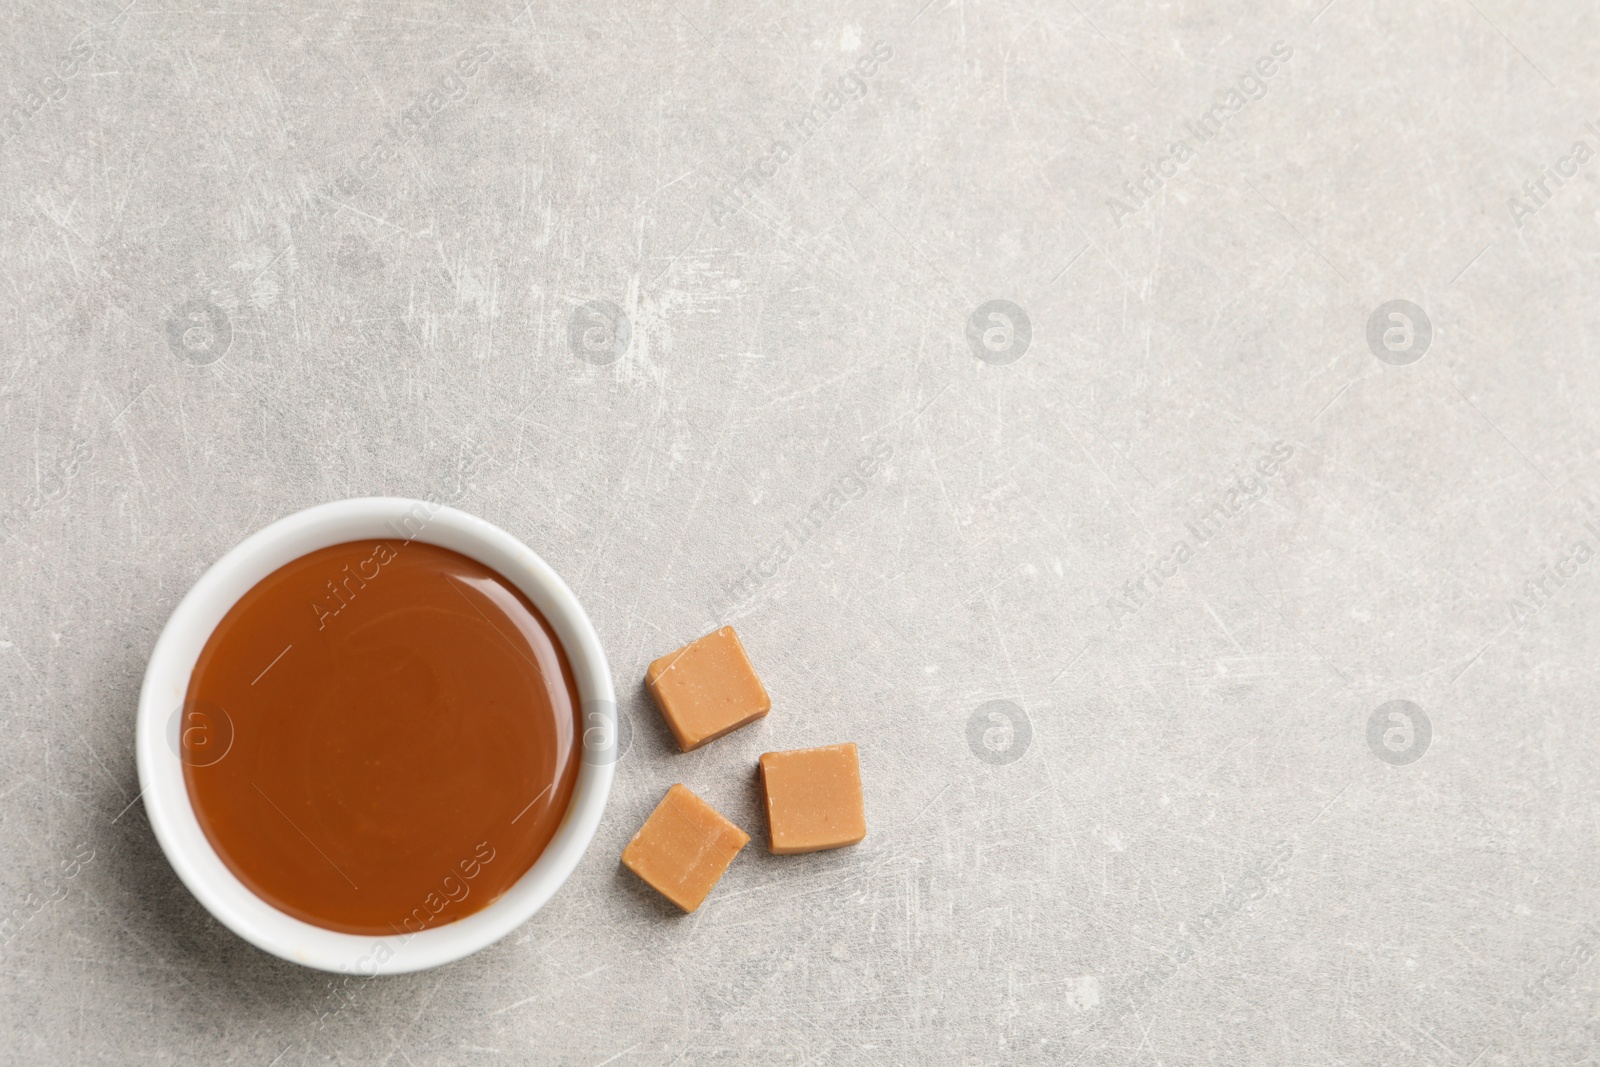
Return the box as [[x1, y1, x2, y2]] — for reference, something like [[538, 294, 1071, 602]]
[[2, 0, 1598, 1062]]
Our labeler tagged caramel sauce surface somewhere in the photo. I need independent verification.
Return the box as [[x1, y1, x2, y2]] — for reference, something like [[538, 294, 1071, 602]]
[[183, 540, 581, 935]]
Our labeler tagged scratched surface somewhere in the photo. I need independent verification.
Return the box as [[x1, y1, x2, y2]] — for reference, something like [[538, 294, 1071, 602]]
[[3, 0, 1600, 1063]]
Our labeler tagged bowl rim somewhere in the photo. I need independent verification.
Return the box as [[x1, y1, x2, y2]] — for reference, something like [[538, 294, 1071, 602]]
[[135, 496, 616, 975]]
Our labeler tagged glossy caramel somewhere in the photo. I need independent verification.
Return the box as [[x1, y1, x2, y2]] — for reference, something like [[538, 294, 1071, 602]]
[[182, 540, 581, 936]]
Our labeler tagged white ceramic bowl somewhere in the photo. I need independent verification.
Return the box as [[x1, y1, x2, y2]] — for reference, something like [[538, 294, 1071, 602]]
[[136, 497, 616, 974]]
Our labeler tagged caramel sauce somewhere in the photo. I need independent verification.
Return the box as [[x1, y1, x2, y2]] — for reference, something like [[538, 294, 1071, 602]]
[[182, 540, 581, 936]]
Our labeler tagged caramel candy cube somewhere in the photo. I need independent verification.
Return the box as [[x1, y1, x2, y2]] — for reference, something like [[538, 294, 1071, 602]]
[[621, 784, 749, 912], [759, 743, 867, 855], [646, 626, 771, 752]]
